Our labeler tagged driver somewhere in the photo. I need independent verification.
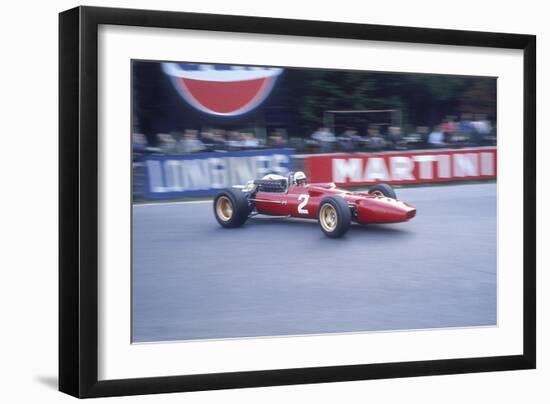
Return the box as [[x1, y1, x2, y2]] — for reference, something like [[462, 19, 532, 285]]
[[294, 171, 308, 186], [262, 173, 287, 181]]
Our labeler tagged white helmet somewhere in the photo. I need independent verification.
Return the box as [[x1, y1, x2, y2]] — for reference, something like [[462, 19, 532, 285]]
[[294, 171, 307, 185]]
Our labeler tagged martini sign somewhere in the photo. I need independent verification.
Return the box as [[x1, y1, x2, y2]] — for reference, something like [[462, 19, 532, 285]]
[[162, 63, 283, 117]]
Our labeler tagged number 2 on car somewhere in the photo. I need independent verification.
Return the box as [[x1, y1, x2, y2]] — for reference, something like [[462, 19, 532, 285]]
[[297, 194, 310, 214]]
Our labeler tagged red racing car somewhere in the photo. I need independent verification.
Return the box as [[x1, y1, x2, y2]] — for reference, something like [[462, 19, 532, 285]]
[[213, 171, 416, 238]]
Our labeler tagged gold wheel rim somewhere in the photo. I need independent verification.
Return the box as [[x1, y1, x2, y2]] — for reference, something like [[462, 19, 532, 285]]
[[320, 204, 338, 232], [216, 196, 233, 221]]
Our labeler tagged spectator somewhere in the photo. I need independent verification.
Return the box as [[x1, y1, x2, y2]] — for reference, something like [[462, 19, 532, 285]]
[[132, 133, 148, 153], [268, 129, 288, 148], [132, 133, 148, 162], [428, 125, 446, 147], [226, 131, 244, 150], [338, 128, 360, 152], [363, 124, 386, 151], [457, 113, 475, 143], [211, 129, 227, 150], [441, 116, 457, 143], [387, 126, 405, 150], [242, 132, 260, 148], [157, 133, 178, 154], [472, 114, 493, 143], [472, 114, 491, 134], [199, 128, 216, 151], [311, 127, 337, 152], [204, 130, 229, 151], [403, 126, 429, 148], [178, 129, 205, 153]]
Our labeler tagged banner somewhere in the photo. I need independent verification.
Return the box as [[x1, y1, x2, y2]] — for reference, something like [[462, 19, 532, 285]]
[[304, 147, 496, 186], [142, 148, 293, 199], [162, 63, 283, 116]]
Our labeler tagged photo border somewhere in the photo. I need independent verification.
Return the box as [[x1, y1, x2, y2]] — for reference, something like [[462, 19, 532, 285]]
[[59, 6, 536, 398]]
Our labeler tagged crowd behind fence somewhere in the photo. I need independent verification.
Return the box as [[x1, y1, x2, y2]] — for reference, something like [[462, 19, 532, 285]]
[[133, 113, 496, 161]]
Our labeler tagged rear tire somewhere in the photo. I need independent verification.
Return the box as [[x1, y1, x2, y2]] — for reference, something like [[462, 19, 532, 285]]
[[318, 196, 351, 238], [213, 188, 250, 228], [369, 183, 397, 199]]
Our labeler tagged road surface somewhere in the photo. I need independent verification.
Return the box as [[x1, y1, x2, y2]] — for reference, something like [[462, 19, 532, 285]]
[[132, 183, 496, 342]]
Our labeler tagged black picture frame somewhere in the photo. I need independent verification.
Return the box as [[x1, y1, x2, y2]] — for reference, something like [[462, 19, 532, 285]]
[[59, 5, 536, 398]]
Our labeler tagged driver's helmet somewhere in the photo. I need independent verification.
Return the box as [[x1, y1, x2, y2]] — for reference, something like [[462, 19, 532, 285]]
[[294, 171, 307, 186]]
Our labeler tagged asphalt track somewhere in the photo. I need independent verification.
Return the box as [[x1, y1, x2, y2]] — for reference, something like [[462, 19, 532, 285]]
[[132, 183, 496, 343]]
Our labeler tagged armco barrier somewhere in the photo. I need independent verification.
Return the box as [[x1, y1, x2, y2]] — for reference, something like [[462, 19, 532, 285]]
[[141, 148, 293, 199], [302, 147, 496, 186]]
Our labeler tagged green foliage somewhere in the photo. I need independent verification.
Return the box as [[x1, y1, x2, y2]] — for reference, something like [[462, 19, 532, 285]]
[[281, 69, 496, 133]]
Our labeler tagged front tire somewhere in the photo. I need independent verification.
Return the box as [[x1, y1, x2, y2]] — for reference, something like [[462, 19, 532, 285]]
[[213, 188, 250, 228], [369, 183, 397, 199], [318, 196, 351, 238]]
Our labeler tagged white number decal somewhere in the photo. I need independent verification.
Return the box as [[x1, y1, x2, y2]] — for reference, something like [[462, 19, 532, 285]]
[[297, 194, 310, 214]]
